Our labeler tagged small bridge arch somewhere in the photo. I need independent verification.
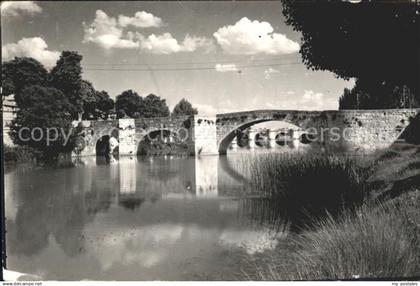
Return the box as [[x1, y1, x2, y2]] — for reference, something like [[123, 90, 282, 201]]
[[137, 128, 190, 156], [137, 129, 174, 155], [216, 110, 315, 155]]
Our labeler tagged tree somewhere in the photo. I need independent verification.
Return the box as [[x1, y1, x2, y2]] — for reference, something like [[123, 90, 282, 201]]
[[95, 91, 114, 120], [339, 88, 357, 110], [172, 98, 198, 116], [9, 85, 79, 159], [1, 57, 48, 106], [79, 81, 115, 120], [339, 78, 419, 109], [115, 90, 144, 118], [80, 80, 97, 119], [142, 94, 170, 118], [49, 51, 83, 119], [281, 0, 419, 104]]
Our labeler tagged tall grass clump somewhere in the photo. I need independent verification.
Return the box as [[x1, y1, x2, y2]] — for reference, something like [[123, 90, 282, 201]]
[[242, 200, 420, 280], [240, 150, 420, 280], [248, 153, 373, 227], [292, 203, 420, 280]]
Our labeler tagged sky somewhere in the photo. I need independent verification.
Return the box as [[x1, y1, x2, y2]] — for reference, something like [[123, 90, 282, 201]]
[[1, 1, 355, 115]]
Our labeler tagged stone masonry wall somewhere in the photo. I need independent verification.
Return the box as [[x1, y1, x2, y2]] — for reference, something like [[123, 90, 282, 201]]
[[322, 109, 419, 152], [193, 116, 218, 155], [74, 109, 419, 156], [124, 116, 194, 155], [216, 109, 420, 154]]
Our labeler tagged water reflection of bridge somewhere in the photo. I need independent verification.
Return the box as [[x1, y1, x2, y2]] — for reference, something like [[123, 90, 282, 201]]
[[6, 156, 272, 275], [82, 155, 252, 210], [117, 156, 221, 202]]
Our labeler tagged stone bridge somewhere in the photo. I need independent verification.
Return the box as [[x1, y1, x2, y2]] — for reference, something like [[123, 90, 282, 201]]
[[75, 108, 420, 156]]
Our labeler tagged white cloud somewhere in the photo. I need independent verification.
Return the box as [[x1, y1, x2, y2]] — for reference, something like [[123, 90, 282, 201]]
[[279, 90, 337, 110], [83, 10, 139, 49], [1, 1, 42, 17], [193, 103, 218, 116], [84, 10, 212, 53], [264, 67, 280, 79], [214, 17, 300, 55], [194, 103, 236, 116], [215, 63, 238, 72], [299, 90, 335, 110], [138, 33, 213, 54], [2, 37, 60, 69], [181, 35, 214, 53], [118, 11, 163, 28]]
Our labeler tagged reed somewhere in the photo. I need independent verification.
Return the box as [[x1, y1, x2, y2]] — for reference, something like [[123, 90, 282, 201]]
[[247, 153, 373, 227]]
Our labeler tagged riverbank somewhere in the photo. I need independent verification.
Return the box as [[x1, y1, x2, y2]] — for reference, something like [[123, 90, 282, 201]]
[[241, 146, 420, 280]]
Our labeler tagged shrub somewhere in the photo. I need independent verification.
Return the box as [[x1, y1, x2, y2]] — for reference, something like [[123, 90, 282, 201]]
[[3, 145, 38, 164]]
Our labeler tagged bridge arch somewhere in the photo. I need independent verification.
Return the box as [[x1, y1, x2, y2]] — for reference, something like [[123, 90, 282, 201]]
[[217, 118, 303, 155], [96, 133, 119, 157], [137, 128, 188, 156]]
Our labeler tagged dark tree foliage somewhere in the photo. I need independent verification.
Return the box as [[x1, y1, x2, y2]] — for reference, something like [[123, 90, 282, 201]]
[[115, 90, 144, 118], [142, 94, 170, 118], [49, 51, 83, 118], [80, 81, 114, 120], [116, 109, 127, 119], [80, 80, 97, 119], [95, 90, 115, 120], [9, 85, 79, 159], [1, 57, 48, 106], [339, 79, 419, 109], [172, 98, 198, 116], [282, 0, 419, 103], [339, 88, 356, 110], [400, 113, 420, 144]]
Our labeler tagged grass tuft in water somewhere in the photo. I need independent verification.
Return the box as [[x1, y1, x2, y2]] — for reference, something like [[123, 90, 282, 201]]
[[247, 153, 373, 227]]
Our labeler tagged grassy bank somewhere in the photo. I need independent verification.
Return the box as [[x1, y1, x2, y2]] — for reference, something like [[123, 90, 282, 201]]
[[242, 147, 420, 280]]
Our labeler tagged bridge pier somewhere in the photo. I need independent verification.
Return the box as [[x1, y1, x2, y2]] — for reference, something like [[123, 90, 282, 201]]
[[229, 137, 238, 151], [248, 129, 257, 149], [290, 129, 301, 150], [268, 130, 277, 149]]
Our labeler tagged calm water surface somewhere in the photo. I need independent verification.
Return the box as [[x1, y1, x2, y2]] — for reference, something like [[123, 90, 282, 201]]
[[5, 153, 290, 280]]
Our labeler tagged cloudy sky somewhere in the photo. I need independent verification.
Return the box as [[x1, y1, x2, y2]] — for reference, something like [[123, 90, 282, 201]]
[[1, 1, 355, 115]]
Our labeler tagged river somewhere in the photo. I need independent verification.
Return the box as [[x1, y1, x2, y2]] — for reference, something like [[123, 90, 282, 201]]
[[4, 151, 298, 280]]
